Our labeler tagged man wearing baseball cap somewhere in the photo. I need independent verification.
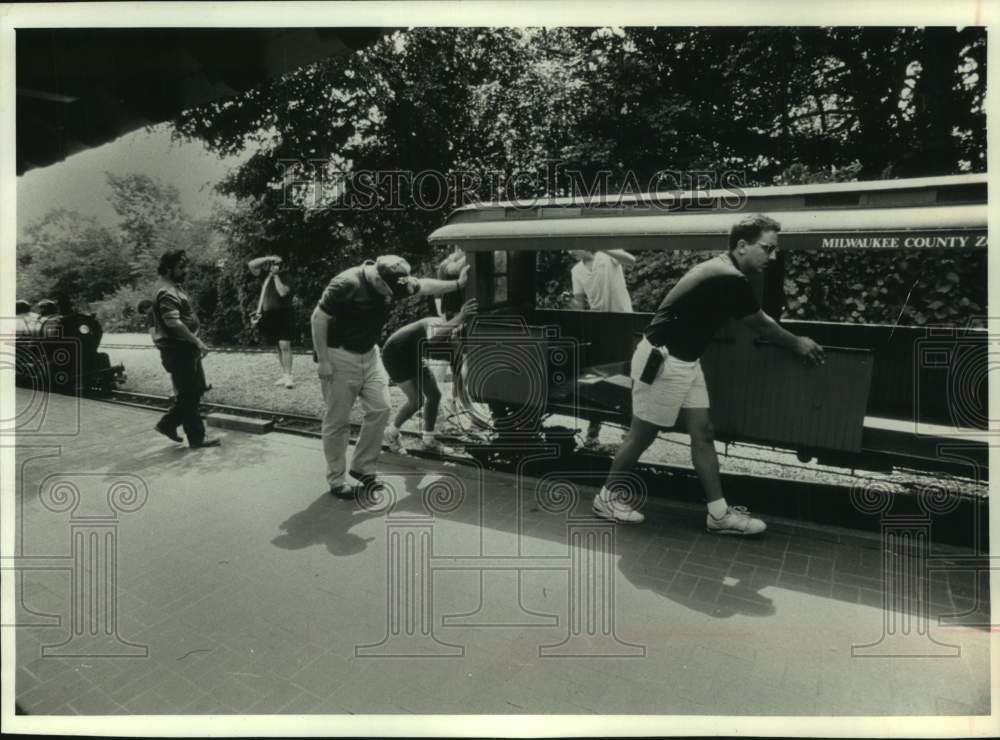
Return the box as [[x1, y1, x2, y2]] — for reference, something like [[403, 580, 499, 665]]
[[311, 254, 469, 498]]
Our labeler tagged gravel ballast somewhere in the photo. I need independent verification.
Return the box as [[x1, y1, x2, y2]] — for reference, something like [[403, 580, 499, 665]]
[[103, 334, 986, 499]]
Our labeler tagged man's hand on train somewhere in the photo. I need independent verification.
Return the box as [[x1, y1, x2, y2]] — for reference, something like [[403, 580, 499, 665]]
[[796, 337, 825, 366]]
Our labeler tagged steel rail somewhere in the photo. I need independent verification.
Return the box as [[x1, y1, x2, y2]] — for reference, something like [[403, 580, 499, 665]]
[[101, 390, 982, 491]]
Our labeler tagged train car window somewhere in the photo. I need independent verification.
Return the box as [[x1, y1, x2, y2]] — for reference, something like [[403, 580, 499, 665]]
[[803, 192, 860, 207], [935, 184, 988, 204], [488, 251, 512, 305], [861, 189, 934, 207], [494, 276, 508, 303]]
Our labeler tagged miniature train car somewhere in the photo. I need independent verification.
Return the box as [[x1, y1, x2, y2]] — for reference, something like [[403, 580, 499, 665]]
[[428, 174, 988, 471]]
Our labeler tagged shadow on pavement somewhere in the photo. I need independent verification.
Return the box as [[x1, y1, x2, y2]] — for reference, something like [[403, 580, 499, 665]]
[[269, 467, 781, 620], [272, 493, 379, 556]]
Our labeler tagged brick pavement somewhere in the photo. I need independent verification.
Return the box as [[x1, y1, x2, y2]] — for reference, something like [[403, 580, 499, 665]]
[[8, 389, 993, 717]]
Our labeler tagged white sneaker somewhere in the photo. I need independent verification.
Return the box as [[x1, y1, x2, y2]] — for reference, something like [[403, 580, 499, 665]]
[[384, 430, 407, 455], [414, 438, 454, 456], [592, 492, 645, 524], [283, 375, 294, 389], [706, 505, 767, 536], [274, 376, 288, 386]]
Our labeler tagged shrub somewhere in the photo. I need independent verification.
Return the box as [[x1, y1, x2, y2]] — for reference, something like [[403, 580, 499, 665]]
[[93, 281, 159, 332], [535, 247, 986, 326]]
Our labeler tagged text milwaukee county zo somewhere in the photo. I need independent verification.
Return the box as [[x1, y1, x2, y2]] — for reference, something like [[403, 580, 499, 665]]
[[820, 234, 987, 249]]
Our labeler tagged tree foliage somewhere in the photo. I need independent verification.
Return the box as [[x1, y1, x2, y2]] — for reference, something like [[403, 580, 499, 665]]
[[153, 26, 986, 338], [18, 173, 224, 334], [16, 209, 131, 304]]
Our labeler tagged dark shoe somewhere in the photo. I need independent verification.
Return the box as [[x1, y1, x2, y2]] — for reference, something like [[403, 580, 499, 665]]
[[189, 438, 221, 449], [329, 485, 356, 499], [154, 422, 184, 443]]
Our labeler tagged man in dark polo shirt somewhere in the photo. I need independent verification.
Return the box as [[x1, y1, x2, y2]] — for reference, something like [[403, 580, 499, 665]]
[[593, 214, 824, 533], [248, 255, 296, 388], [150, 249, 220, 449], [311, 255, 469, 497]]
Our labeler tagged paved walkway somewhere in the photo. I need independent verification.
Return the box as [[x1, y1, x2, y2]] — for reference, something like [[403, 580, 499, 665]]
[[9, 389, 992, 718]]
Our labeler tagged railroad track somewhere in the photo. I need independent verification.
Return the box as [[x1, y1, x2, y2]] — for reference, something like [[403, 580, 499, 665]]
[[106, 389, 486, 462], [104, 389, 983, 487], [96, 389, 987, 547], [102, 343, 316, 355], [102, 344, 987, 479]]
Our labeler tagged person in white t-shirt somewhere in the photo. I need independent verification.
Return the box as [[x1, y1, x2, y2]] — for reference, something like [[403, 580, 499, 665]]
[[569, 249, 636, 449], [570, 249, 635, 314]]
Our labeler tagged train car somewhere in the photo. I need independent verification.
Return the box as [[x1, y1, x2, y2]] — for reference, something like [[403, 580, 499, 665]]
[[15, 310, 125, 397], [427, 174, 989, 474]]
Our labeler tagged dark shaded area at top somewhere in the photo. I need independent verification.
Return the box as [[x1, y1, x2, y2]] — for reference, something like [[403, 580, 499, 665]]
[[16, 27, 391, 174]]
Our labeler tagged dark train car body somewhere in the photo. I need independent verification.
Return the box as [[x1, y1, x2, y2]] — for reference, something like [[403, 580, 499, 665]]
[[428, 174, 988, 472], [15, 312, 125, 397]]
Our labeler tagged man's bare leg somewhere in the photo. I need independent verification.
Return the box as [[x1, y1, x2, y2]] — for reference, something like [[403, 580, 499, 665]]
[[678, 407, 724, 503], [679, 407, 766, 535], [279, 340, 293, 375], [593, 417, 660, 524], [383, 380, 418, 455]]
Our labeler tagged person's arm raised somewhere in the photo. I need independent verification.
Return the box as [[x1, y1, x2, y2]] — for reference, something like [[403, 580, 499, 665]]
[[248, 255, 279, 275], [418, 264, 471, 296], [601, 249, 637, 267]]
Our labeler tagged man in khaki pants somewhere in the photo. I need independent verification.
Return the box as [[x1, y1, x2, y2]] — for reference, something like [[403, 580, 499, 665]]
[[310, 255, 469, 498]]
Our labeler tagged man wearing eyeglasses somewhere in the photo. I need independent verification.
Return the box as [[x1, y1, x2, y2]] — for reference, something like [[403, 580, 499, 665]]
[[593, 214, 825, 534]]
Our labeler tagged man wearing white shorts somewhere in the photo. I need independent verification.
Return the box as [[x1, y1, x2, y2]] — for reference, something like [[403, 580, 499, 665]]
[[593, 214, 826, 534]]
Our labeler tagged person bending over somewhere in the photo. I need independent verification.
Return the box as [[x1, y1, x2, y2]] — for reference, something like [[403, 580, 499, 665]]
[[310, 255, 469, 498], [383, 298, 478, 455]]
